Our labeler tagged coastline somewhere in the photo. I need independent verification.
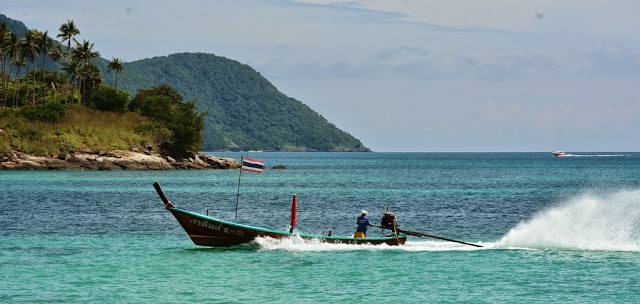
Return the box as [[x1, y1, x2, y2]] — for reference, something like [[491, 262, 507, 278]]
[[0, 149, 239, 170]]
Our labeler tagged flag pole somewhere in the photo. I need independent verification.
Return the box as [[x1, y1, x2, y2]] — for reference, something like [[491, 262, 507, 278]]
[[235, 155, 243, 220]]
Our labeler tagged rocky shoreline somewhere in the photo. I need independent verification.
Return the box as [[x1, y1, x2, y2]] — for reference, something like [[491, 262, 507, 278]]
[[0, 150, 239, 170]]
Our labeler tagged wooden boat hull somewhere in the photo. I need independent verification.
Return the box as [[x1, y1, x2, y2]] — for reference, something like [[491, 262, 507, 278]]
[[168, 207, 407, 247]]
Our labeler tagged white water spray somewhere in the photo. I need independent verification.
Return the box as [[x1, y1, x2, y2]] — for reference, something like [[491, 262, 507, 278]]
[[254, 190, 639, 252], [563, 154, 628, 157], [497, 190, 640, 251], [253, 235, 486, 252]]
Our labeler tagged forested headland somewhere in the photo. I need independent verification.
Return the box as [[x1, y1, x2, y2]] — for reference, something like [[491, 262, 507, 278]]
[[0, 13, 369, 159], [0, 15, 204, 161]]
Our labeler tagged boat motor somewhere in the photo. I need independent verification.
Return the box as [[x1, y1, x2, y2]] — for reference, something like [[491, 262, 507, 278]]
[[380, 211, 398, 231], [376, 209, 482, 247]]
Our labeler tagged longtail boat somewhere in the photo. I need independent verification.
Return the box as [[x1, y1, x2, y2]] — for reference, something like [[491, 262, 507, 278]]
[[154, 182, 407, 247]]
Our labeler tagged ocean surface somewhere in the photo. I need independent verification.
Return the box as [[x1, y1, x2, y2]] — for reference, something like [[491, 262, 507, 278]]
[[1, 152, 639, 303]]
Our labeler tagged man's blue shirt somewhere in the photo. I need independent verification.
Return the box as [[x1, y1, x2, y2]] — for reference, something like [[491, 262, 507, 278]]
[[357, 216, 370, 232]]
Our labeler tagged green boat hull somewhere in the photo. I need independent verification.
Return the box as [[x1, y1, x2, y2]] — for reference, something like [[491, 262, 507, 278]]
[[168, 207, 407, 247]]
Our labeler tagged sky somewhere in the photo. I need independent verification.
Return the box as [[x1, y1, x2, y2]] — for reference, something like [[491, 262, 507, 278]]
[[2, 0, 640, 152]]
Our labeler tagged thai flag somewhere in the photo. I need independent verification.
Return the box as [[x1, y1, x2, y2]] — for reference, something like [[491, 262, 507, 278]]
[[241, 156, 265, 173]]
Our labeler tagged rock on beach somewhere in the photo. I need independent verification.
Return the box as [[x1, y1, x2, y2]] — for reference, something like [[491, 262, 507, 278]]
[[0, 150, 239, 170]]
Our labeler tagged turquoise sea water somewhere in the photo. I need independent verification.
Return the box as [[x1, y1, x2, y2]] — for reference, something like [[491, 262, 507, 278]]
[[1, 152, 639, 303]]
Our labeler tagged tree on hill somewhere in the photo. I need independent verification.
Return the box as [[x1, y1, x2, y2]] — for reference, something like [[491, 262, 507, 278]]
[[107, 57, 125, 91], [38, 30, 53, 104], [78, 64, 103, 102], [61, 59, 80, 103], [131, 84, 204, 157], [167, 101, 204, 155], [48, 44, 64, 103], [139, 96, 173, 122], [57, 19, 80, 102], [72, 39, 100, 104], [88, 85, 129, 112], [11, 55, 25, 108], [0, 22, 11, 106], [129, 84, 182, 112], [22, 29, 39, 105]]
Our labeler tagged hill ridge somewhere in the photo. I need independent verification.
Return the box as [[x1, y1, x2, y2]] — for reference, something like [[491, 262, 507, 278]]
[[105, 52, 369, 151]]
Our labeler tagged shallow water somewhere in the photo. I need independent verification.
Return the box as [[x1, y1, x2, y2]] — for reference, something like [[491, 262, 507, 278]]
[[2, 152, 639, 302]]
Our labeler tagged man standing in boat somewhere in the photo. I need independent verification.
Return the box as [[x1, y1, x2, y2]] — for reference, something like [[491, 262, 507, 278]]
[[355, 210, 370, 238]]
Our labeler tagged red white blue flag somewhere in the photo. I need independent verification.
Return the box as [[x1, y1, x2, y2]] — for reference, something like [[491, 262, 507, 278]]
[[241, 156, 265, 173]]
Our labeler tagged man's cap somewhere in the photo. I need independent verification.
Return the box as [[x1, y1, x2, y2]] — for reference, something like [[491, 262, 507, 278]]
[[361, 210, 368, 215]]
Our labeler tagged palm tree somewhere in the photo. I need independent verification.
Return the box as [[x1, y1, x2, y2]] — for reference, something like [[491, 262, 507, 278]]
[[0, 21, 11, 107], [12, 55, 25, 107], [57, 20, 80, 101], [49, 44, 64, 103], [22, 30, 40, 105], [0, 21, 10, 107], [62, 59, 80, 103], [73, 39, 100, 66], [20, 32, 35, 105], [38, 31, 54, 104], [72, 40, 100, 104], [78, 64, 103, 100], [108, 57, 125, 91], [3, 32, 20, 106]]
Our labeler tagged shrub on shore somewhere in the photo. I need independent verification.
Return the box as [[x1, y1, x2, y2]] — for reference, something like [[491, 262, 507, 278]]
[[88, 86, 130, 113], [130, 85, 204, 158], [18, 104, 67, 123]]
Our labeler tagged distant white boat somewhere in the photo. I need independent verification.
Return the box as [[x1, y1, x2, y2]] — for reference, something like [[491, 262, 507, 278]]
[[552, 151, 567, 156]]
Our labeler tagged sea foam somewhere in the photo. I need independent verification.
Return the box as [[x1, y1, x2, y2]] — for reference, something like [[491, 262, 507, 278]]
[[253, 235, 486, 252], [496, 190, 640, 251]]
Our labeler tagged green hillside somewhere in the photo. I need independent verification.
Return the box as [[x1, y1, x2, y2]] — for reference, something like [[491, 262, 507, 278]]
[[0, 13, 368, 152], [103, 53, 368, 151]]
